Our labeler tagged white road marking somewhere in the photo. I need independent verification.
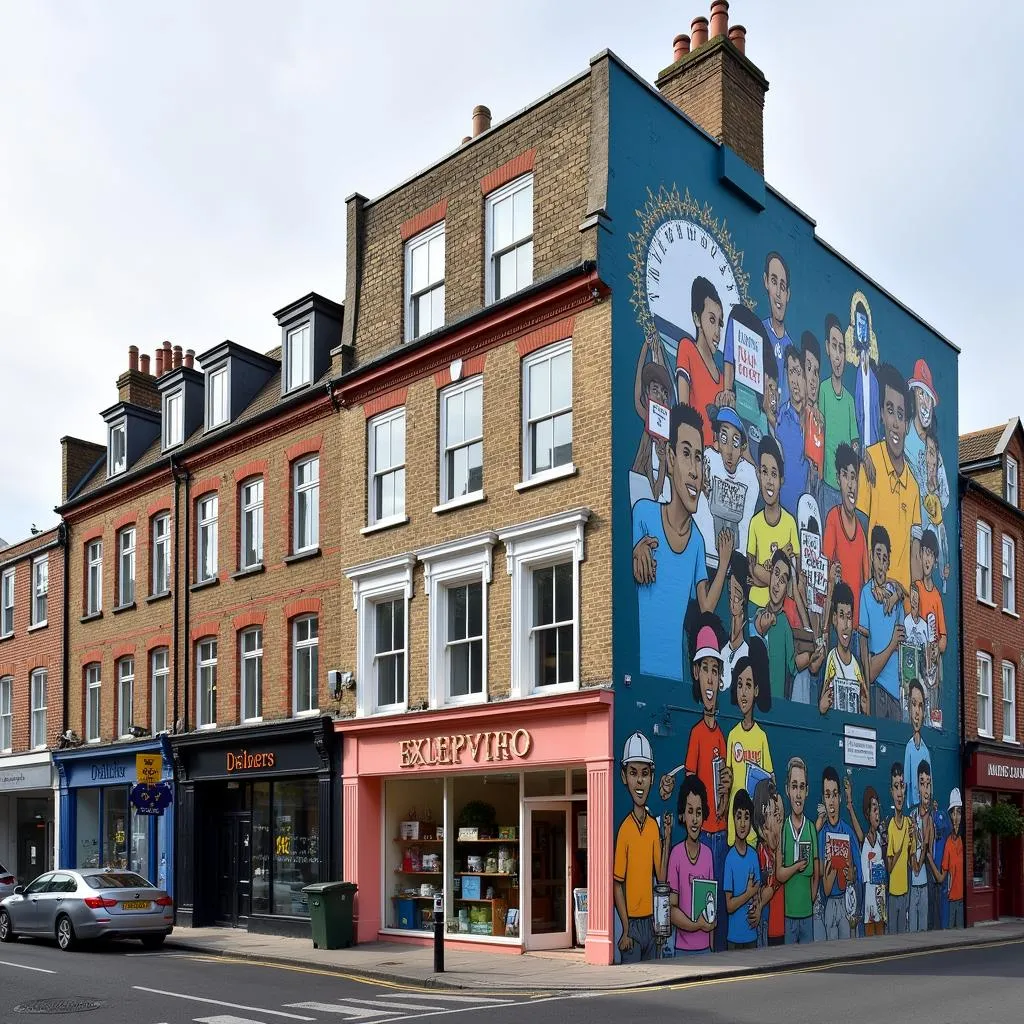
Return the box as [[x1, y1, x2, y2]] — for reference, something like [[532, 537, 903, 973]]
[[0, 959, 56, 974], [284, 1004, 393, 1019], [133, 987, 314, 1021], [196, 1017, 283, 1024], [374, 995, 514, 1004], [344, 999, 451, 1011]]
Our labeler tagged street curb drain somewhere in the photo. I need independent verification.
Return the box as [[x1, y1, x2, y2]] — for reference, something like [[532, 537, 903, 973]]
[[13, 998, 104, 1014]]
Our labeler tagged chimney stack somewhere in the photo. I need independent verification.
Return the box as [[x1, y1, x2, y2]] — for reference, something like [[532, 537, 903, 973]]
[[155, 347, 165, 377], [128, 345, 139, 372], [472, 105, 491, 137], [116, 347, 162, 411], [140, 353, 151, 376], [172, 344, 182, 370], [656, 4, 769, 173], [184, 348, 195, 369]]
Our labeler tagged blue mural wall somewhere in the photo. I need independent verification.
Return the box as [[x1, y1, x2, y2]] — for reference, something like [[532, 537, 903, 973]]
[[603, 61, 962, 961]]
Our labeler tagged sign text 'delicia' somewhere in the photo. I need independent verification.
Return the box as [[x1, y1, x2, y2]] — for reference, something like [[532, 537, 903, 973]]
[[399, 729, 533, 769]]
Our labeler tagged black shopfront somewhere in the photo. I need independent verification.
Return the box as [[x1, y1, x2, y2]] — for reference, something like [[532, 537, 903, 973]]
[[170, 716, 341, 937]]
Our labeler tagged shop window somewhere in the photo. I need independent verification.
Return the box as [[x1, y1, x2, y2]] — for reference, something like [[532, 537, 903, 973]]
[[973, 792, 993, 888], [241, 627, 263, 722], [105, 786, 129, 870], [76, 789, 100, 868], [386, 777, 445, 933], [251, 779, 320, 918], [525, 770, 567, 798], [499, 509, 588, 698]]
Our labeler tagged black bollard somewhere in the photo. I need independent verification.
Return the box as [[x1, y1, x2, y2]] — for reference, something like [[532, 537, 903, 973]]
[[433, 892, 444, 973]]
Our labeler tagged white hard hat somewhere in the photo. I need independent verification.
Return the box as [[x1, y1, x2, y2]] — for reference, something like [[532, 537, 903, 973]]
[[948, 787, 962, 811], [621, 731, 654, 766]]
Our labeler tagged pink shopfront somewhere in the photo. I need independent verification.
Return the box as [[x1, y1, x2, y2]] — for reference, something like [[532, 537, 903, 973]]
[[338, 689, 615, 964]]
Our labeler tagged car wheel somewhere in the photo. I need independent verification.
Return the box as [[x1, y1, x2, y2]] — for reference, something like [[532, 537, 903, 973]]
[[0, 910, 15, 943], [55, 915, 77, 952], [140, 934, 165, 950]]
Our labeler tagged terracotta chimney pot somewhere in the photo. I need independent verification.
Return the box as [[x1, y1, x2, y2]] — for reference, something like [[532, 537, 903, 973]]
[[709, 0, 729, 39], [728, 24, 746, 54], [472, 105, 492, 137], [461, 135, 472, 145], [155, 348, 164, 377], [172, 344, 182, 370], [184, 348, 195, 369], [691, 16, 709, 47], [673, 33, 691, 61], [128, 345, 139, 372], [140, 353, 151, 376]]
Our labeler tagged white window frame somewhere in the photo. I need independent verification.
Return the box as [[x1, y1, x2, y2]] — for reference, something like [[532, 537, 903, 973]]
[[520, 339, 574, 485], [0, 676, 12, 752], [240, 627, 263, 723], [292, 456, 320, 554], [345, 554, 415, 717], [485, 173, 534, 305], [151, 648, 169, 735], [292, 615, 319, 717], [1003, 660, 1017, 743], [86, 539, 103, 615], [207, 366, 229, 429], [31, 555, 48, 627], [438, 377, 484, 508], [163, 388, 184, 448], [419, 533, 495, 708], [978, 652, 993, 738], [117, 657, 134, 738], [117, 527, 135, 608], [86, 664, 102, 742], [196, 638, 217, 729], [1004, 535, 1017, 614], [30, 669, 47, 749], [367, 408, 406, 528], [404, 221, 446, 341], [152, 514, 170, 597], [239, 478, 264, 569], [0, 568, 12, 637], [977, 521, 993, 602], [1008, 456, 1019, 507], [284, 322, 313, 392], [108, 419, 127, 477], [498, 508, 590, 698], [197, 494, 219, 583]]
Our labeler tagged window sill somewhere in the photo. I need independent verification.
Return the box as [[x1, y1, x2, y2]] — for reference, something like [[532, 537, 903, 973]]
[[293, 708, 321, 719], [0, 633, 12, 643], [241, 717, 263, 725], [146, 591, 171, 605], [282, 380, 313, 397], [27, 621, 48, 632], [978, 730, 995, 740], [361, 515, 409, 536], [1003, 608, 1020, 619], [433, 492, 486, 515], [87, 738, 102, 745], [1002, 738, 1020, 746], [112, 602, 136, 616], [284, 548, 322, 566], [232, 564, 266, 580], [79, 612, 103, 624], [198, 723, 218, 731], [514, 463, 578, 493], [512, 680, 581, 700], [977, 596, 998, 609], [360, 704, 410, 718], [190, 578, 219, 593]]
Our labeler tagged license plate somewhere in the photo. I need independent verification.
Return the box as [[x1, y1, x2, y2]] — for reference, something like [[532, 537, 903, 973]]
[[121, 900, 150, 910]]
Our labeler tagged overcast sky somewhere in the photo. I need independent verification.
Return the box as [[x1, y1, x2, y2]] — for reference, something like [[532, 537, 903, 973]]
[[0, 1, 1018, 542]]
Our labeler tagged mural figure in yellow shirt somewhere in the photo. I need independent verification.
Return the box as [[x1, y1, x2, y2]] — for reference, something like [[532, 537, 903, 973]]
[[885, 762, 913, 934]]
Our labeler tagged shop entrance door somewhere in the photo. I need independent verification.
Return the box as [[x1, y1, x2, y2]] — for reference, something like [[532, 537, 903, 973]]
[[525, 803, 571, 950], [215, 812, 252, 927]]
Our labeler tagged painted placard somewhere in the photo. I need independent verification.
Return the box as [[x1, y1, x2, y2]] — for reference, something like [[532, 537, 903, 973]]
[[843, 725, 877, 768], [136, 753, 161, 786], [647, 399, 670, 441], [733, 320, 764, 394]]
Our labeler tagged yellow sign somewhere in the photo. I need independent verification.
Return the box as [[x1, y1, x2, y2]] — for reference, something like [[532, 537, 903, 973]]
[[136, 753, 161, 786]]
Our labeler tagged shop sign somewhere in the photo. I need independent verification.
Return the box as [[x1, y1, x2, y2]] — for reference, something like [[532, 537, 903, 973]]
[[91, 764, 128, 781], [180, 731, 328, 781], [969, 751, 1024, 791], [226, 750, 277, 772], [136, 753, 161, 785], [0, 763, 52, 791], [399, 729, 533, 769]]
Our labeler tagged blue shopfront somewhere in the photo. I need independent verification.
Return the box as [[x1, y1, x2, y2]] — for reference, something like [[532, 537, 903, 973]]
[[54, 738, 174, 895]]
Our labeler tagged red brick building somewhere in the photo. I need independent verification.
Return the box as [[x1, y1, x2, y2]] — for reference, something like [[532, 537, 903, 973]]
[[0, 526, 65, 883], [960, 418, 1024, 922]]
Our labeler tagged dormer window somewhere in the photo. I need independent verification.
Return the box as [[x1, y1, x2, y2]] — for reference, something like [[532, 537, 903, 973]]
[[108, 420, 127, 477], [163, 389, 184, 449], [207, 366, 229, 429], [285, 323, 312, 392]]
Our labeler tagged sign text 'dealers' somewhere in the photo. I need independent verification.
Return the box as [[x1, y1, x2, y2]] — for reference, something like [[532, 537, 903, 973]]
[[400, 729, 533, 768]]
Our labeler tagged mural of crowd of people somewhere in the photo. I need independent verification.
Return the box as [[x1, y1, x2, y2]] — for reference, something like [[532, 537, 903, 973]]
[[615, 186, 960, 960]]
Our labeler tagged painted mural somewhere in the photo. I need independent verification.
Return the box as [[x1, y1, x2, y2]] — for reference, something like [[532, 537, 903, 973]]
[[612, 184, 961, 961]]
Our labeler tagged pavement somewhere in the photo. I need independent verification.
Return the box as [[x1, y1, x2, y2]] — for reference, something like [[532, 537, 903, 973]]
[[163, 918, 1024, 991]]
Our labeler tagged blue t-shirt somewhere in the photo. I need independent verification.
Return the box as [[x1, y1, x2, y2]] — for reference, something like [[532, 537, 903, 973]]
[[775, 401, 808, 517], [761, 318, 793, 408], [933, 807, 950, 886], [859, 582, 900, 699], [904, 735, 933, 809], [633, 499, 709, 681], [818, 818, 860, 898], [724, 843, 760, 944]]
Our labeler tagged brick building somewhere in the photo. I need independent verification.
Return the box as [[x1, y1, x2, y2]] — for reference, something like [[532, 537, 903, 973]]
[[0, 526, 64, 884], [333, 0, 963, 965], [55, 327, 345, 937], [959, 419, 1024, 922]]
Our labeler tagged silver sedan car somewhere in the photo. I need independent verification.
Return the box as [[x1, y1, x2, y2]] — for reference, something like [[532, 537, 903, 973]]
[[0, 863, 17, 901], [0, 868, 173, 951]]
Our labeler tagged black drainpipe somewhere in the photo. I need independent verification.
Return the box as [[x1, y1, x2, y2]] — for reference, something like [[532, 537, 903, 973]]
[[182, 465, 191, 732], [170, 458, 182, 733], [957, 475, 969, 924], [58, 519, 69, 740]]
